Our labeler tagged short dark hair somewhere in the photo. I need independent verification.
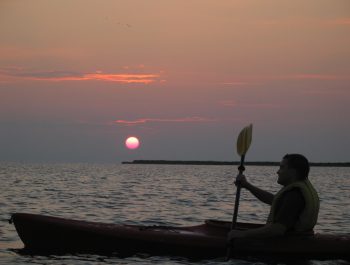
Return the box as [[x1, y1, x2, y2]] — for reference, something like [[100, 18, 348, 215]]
[[283, 154, 310, 180]]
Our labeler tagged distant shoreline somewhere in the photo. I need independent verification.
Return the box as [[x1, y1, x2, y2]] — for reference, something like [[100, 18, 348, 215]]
[[122, 160, 350, 167]]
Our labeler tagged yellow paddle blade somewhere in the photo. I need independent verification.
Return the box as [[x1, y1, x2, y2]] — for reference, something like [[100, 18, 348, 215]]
[[236, 124, 253, 156]]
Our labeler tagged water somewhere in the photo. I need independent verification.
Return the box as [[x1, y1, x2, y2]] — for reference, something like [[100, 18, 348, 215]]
[[1, 163, 349, 264]]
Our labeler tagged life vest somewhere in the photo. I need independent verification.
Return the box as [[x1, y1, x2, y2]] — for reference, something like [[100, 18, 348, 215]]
[[267, 179, 320, 233]]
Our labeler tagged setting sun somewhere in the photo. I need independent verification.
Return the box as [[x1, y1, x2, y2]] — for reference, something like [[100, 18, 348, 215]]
[[125, 137, 140, 150]]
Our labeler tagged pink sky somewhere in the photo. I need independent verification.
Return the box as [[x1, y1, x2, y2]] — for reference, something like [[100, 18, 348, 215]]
[[0, 1, 349, 163]]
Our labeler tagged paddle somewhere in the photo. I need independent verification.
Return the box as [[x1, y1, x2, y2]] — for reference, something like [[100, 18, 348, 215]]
[[226, 123, 253, 260]]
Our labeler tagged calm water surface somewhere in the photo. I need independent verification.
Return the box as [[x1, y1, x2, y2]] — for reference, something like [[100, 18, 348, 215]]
[[0, 163, 349, 264]]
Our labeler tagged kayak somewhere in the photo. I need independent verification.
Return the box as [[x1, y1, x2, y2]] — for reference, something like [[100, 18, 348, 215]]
[[10, 213, 350, 260]]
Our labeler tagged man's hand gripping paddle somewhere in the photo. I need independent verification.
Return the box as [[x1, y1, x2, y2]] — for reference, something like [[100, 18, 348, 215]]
[[226, 124, 253, 260]]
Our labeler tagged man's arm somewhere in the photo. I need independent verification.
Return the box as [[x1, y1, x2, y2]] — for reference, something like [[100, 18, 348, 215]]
[[228, 189, 305, 241], [236, 174, 274, 205]]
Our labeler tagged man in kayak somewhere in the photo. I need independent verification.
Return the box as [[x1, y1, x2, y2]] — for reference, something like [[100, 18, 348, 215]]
[[228, 154, 319, 240]]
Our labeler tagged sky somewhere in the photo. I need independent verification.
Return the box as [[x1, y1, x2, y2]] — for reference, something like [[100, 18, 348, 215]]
[[0, 0, 349, 163]]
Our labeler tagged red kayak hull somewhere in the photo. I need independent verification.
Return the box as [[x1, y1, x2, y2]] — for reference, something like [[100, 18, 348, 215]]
[[10, 213, 350, 259]]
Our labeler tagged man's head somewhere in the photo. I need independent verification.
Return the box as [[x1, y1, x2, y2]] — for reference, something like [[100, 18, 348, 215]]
[[277, 154, 309, 186]]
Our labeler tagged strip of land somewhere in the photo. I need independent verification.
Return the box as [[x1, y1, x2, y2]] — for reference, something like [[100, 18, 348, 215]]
[[122, 160, 350, 167]]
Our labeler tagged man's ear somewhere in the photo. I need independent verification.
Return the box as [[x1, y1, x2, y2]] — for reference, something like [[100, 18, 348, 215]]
[[289, 168, 298, 180]]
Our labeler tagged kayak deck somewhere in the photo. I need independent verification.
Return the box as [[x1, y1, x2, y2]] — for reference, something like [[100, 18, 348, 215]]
[[10, 213, 350, 260]]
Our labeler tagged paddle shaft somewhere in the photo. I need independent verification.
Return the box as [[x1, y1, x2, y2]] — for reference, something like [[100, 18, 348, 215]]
[[226, 154, 245, 260], [231, 154, 245, 229]]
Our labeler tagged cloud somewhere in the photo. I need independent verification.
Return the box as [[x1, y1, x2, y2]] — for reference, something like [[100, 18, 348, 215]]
[[220, 81, 249, 86], [218, 73, 349, 86], [219, 100, 281, 109], [0, 67, 162, 84], [254, 17, 350, 29], [246, 73, 349, 82], [114, 117, 217, 125], [327, 18, 350, 26], [286, 74, 349, 81], [0, 46, 84, 60]]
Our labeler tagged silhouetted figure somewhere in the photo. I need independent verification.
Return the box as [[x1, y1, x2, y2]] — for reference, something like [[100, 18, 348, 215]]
[[228, 154, 319, 240]]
